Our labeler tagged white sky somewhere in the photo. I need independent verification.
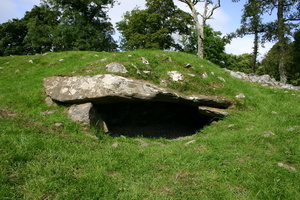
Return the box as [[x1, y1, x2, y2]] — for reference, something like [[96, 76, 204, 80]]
[[0, 0, 275, 58]]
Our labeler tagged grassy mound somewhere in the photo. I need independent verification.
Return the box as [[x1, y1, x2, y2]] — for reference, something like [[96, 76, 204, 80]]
[[0, 50, 299, 199]]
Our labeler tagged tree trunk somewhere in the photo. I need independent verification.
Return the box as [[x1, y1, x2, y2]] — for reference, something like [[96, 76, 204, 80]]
[[186, 0, 204, 58], [277, 0, 287, 83], [252, 31, 258, 74]]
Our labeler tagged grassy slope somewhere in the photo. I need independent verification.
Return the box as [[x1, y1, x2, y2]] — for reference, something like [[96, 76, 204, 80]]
[[0, 50, 299, 199]]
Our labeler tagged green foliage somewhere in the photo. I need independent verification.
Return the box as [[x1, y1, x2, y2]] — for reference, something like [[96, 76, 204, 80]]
[[259, 30, 300, 85], [0, 0, 117, 56], [224, 53, 253, 74], [0, 19, 27, 56], [181, 25, 229, 67], [116, 0, 192, 51]]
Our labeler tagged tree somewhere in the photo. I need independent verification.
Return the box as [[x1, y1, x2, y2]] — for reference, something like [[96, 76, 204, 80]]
[[259, 30, 300, 85], [233, 0, 265, 73], [117, 0, 192, 51], [225, 53, 254, 73], [178, 0, 221, 58], [41, 0, 117, 52], [181, 25, 229, 66], [23, 5, 59, 54], [0, 19, 27, 56], [232, 0, 299, 83], [263, 0, 300, 83]]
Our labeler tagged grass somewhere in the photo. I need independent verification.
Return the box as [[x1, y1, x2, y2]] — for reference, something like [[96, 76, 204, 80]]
[[0, 50, 300, 199]]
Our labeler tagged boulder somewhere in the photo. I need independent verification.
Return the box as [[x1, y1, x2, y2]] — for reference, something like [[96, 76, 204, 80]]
[[68, 103, 108, 132], [198, 106, 228, 118], [44, 74, 231, 108], [105, 62, 128, 74], [167, 71, 185, 82]]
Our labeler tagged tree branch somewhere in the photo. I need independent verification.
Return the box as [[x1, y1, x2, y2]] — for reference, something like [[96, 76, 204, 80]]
[[207, 0, 221, 19]]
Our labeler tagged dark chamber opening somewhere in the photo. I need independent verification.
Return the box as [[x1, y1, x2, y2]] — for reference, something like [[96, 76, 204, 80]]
[[96, 102, 217, 139]]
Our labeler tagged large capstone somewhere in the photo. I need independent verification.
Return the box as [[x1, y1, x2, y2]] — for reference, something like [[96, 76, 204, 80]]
[[44, 74, 231, 108]]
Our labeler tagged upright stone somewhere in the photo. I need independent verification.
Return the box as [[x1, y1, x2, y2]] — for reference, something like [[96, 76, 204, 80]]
[[68, 103, 108, 132]]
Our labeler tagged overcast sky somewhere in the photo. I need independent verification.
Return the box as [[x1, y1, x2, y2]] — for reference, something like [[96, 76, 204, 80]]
[[0, 0, 275, 58]]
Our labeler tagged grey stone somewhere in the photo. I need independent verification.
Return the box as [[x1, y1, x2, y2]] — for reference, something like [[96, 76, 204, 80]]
[[106, 62, 128, 74], [278, 162, 296, 171], [135, 139, 149, 146], [68, 103, 108, 132], [218, 76, 226, 82], [198, 106, 228, 118], [143, 70, 151, 75], [160, 79, 168, 86], [184, 63, 193, 68], [235, 93, 245, 99], [184, 140, 196, 146], [167, 71, 185, 82], [226, 69, 300, 91], [44, 74, 232, 109], [55, 122, 64, 128], [201, 72, 208, 79], [141, 57, 149, 65], [45, 97, 55, 106]]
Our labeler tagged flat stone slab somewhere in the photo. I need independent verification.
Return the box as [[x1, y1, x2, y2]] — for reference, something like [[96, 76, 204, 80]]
[[44, 74, 231, 108], [198, 106, 229, 118]]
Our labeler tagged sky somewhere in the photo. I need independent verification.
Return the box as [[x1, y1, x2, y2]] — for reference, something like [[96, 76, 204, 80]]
[[0, 0, 275, 58]]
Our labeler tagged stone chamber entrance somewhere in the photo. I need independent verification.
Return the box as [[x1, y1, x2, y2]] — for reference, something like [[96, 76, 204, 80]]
[[95, 102, 219, 139]]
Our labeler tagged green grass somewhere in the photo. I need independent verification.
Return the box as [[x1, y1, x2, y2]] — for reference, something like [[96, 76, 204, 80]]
[[0, 50, 300, 199]]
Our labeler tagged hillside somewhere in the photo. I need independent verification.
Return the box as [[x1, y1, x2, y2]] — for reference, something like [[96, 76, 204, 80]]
[[0, 50, 300, 199]]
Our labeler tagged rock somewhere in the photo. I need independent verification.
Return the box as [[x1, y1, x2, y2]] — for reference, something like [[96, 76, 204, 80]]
[[44, 74, 232, 109], [184, 63, 193, 68], [15, 69, 20, 73], [68, 103, 108, 132], [106, 62, 128, 74], [135, 139, 149, 146], [55, 122, 64, 128], [160, 79, 168, 86], [112, 142, 119, 147], [218, 76, 226, 82], [278, 162, 296, 171], [100, 57, 108, 62], [226, 69, 300, 91], [41, 110, 56, 115], [235, 93, 245, 99], [198, 106, 228, 118], [263, 131, 275, 137], [29, 60, 33, 63], [167, 57, 173, 62], [143, 70, 151, 75], [45, 96, 55, 106], [184, 140, 196, 146], [59, 59, 64, 62], [141, 57, 149, 65], [201, 72, 208, 79], [0, 67, 4, 70], [188, 73, 195, 77], [131, 64, 141, 75], [167, 71, 185, 82]]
